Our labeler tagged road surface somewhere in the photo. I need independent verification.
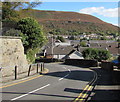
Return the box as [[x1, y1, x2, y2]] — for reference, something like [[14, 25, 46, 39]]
[[2, 63, 95, 101]]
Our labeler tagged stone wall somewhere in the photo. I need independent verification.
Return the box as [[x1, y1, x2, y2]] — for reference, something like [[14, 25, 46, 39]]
[[0, 36, 29, 77]]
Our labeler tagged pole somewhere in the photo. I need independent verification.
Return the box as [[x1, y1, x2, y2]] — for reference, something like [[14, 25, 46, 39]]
[[41, 63, 43, 72], [43, 62, 44, 71], [15, 65, 17, 80], [118, 42, 120, 55], [0, 67, 2, 71], [28, 65, 32, 76], [37, 63, 39, 73], [52, 34, 53, 62]]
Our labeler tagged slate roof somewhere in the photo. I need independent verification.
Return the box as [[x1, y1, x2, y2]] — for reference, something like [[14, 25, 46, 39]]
[[45, 38, 119, 56], [78, 42, 119, 55], [53, 45, 74, 55], [46, 45, 74, 55]]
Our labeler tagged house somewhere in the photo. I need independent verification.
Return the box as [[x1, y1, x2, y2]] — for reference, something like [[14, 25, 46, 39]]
[[55, 42, 71, 46], [63, 50, 84, 59], [76, 41, 120, 57], [43, 37, 84, 59], [45, 45, 75, 59]]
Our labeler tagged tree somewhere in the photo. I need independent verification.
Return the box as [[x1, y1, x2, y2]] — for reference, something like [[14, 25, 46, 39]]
[[2, 2, 19, 21], [2, 1, 41, 21], [17, 17, 46, 52], [82, 48, 111, 61], [100, 36, 107, 40], [80, 41, 87, 47], [69, 36, 77, 40], [56, 36, 65, 42], [17, 17, 46, 63]]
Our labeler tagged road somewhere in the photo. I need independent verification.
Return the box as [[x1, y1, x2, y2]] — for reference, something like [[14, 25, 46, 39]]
[[2, 63, 95, 101]]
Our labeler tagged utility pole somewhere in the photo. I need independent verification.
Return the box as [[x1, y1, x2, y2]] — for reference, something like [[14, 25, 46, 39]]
[[51, 34, 53, 62], [118, 42, 120, 55]]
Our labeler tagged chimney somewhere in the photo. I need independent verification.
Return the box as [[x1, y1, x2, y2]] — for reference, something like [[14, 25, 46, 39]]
[[118, 43, 120, 48], [108, 45, 111, 47], [118, 43, 120, 55]]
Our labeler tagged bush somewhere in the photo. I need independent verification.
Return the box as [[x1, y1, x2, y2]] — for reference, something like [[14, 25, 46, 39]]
[[26, 48, 39, 63], [4, 28, 22, 36], [82, 48, 111, 61]]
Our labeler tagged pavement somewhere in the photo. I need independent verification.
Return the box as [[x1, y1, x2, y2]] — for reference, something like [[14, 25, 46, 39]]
[[87, 67, 120, 102], [2, 64, 47, 83], [1, 63, 95, 101]]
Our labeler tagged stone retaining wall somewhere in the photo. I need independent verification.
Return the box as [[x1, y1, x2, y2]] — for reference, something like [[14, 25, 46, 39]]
[[0, 36, 29, 77]]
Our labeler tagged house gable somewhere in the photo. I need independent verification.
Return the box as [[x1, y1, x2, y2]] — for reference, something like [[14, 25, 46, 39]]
[[69, 51, 84, 59]]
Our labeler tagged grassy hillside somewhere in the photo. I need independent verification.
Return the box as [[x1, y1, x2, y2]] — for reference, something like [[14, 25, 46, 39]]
[[8, 9, 120, 36]]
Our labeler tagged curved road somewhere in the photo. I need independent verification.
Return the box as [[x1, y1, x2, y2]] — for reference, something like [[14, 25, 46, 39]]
[[2, 63, 95, 101]]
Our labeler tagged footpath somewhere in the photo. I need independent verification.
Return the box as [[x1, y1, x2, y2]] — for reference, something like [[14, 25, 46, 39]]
[[88, 68, 120, 102], [1, 65, 48, 84]]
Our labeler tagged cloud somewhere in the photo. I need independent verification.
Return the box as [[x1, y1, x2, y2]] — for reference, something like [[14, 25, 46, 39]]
[[112, 23, 118, 26], [79, 7, 119, 17]]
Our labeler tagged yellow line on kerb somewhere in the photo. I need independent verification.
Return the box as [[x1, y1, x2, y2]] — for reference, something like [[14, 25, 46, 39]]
[[74, 85, 93, 102], [83, 85, 89, 91], [74, 85, 89, 101], [1, 69, 49, 89], [88, 86, 93, 91]]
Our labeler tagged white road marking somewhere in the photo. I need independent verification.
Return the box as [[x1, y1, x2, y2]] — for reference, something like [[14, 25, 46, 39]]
[[68, 69, 71, 72], [59, 67, 71, 81], [59, 78, 64, 81], [59, 74, 69, 81], [11, 84, 50, 101]]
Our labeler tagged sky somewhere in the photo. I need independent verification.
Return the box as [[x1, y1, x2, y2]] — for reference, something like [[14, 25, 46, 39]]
[[33, 1, 119, 26]]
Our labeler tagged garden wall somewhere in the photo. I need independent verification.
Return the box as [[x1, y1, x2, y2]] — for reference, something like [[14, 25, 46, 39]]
[[65, 59, 98, 67]]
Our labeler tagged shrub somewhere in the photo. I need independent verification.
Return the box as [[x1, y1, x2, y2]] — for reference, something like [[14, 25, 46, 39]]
[[4, 28, 22, 36], [82, 48, 111, 61], [26, 48, 39, 63]]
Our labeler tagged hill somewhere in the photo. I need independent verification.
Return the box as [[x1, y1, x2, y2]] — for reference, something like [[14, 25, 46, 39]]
[[7, 9, 120, 36]]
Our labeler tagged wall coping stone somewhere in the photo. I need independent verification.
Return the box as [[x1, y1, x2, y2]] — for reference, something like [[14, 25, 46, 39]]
[[0, 36, 22, 39]]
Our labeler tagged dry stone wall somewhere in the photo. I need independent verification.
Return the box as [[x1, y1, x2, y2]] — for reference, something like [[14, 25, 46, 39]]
[[0, 36, 29, 77]]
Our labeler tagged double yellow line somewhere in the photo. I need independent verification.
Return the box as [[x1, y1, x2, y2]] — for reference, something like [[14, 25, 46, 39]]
[[74, 85, 93, 102], [74, 70, 97, 102]]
